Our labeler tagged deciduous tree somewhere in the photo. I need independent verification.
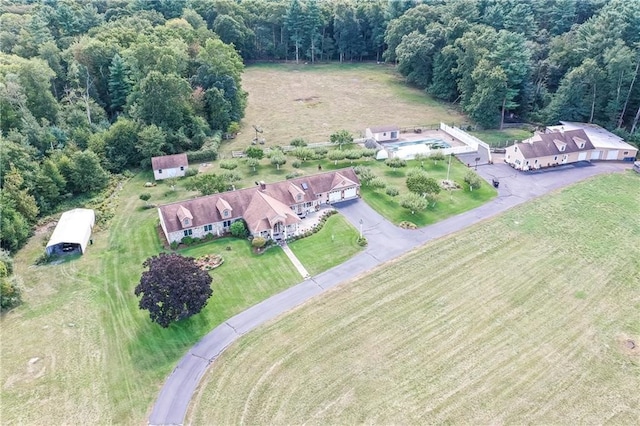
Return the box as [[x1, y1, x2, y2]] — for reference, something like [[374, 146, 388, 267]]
[[135, 253, 212, 328]]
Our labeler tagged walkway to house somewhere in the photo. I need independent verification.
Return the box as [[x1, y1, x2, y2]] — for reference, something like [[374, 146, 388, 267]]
[[148, 160, 630, 426], [280, 242, 310, 279]]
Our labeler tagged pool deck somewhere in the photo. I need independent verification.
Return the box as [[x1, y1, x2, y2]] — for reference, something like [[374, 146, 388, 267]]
[[388, 129, 467, 148]]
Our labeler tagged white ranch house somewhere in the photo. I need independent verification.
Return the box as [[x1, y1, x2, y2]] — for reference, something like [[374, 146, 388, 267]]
[[151, 153, 189, 180], [158, 168, 360, 244]]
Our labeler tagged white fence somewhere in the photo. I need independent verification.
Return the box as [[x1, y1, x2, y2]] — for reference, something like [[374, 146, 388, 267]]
[[440, 122, 492, 162]]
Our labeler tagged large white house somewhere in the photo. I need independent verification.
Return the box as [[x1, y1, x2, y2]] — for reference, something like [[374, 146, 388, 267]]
[[505, 123, 637, 171], [157, 168, 361, 244]]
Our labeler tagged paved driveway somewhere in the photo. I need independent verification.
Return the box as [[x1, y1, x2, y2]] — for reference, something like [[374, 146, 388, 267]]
[[148, 161, 630, 425]]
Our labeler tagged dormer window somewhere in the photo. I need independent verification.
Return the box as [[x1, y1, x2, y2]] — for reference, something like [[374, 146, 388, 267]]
[[223, 209, 229, 218], [559, 145, 565, 152], [296, 194, 302, 201]]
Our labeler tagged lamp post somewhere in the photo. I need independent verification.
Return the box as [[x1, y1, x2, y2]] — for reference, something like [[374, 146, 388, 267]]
[[359, 218, 363, 238], [474, 156, 480, 170]]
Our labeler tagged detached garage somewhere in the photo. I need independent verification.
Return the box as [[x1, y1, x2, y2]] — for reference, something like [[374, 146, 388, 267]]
[[46, 209, 95, 256]]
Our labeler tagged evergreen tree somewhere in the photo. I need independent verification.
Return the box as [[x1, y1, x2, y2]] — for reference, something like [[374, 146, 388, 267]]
[[285, 0, 305, 63], [108, 53, 131, 116]]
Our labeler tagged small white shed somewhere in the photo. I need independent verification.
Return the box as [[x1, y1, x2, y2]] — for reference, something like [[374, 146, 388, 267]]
[[366, 125, 400, 142], [151, 153, 189, 180], [45, 209, 95, 256]]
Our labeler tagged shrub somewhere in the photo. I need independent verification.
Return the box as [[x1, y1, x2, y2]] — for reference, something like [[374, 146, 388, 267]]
[[184, 167, 199, 177], [181, 236, 196, 245], [170, 241, 179, 250], [219, 159, 238, 170], [1, 275, 22, 311], [251, 237, 267, 249], [464, 170, 482, 190], [369, 177, 386, 189], [187, 148, 218, 162], [385, 157, 407, 169], [220, 170, 242, 183], [313, 147, 328, 157], [230, 220, 248, 238], [356, 236, 368, 246], [385, 186, 399, 197], [362, 148, 377, 158], [290, 138, 307, 147], [292, 160, 302, 168]]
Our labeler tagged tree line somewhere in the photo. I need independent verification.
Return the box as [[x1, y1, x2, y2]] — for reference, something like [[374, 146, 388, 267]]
[[2, 0, 640, 253]]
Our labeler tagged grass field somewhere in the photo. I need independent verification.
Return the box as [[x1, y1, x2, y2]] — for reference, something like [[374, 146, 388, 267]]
[[0, 171, 360, 424], [188, 172, 640, 424], [225, 63, 468, 153]]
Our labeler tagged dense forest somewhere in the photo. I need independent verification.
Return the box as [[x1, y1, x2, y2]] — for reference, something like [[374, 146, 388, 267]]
[[1, 0, 640, 254]]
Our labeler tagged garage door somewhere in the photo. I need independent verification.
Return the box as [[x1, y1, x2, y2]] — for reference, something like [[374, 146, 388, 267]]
[[329, 191, 341, 202], [591, 150, 601, 160], [606, 150, 619, 160], [578, 152, 587, 161], [343, 187, 357, 199]]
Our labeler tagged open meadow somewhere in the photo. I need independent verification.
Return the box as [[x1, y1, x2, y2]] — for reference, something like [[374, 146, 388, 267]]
[[189, 172, 640, 424], [225, 63, 468, 152]]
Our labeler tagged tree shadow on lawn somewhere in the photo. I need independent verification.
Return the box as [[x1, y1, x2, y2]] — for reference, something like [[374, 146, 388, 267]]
[[128, 309, 213, 373]]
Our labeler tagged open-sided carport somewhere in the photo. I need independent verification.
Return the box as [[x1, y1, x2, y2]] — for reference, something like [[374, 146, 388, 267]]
[[45, 208, 95, 256]]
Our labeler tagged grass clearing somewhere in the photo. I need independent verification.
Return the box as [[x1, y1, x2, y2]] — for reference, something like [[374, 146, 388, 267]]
[[226, 63, 467, 153], [189, 172, 640, 424], [469, 128, 534, 146]]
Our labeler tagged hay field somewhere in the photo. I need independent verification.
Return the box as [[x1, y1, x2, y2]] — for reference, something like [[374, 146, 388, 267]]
[[189, 172, 640, 424], [225, 63, 467, 153]]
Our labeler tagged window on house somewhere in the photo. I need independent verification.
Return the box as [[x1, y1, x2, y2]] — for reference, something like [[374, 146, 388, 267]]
[[223, 210, 229, 217], [554, 156, 558, 161], [183, 229, 192, 237], [204, 224, 212, 232], [223, 220, 231, 228], [159, 169, 162, 173], [624, 151, 629, 155], [297, 194, 302, 201], [534, 159, 538, 164], [180, 166, 184, 171], [184, 219, 190, 226]]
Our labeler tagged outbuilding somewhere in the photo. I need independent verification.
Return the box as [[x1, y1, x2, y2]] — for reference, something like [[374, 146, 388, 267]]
[[45, 208, 95, 256], [366, 125, 399, 142], [151, 153, 189, 180]]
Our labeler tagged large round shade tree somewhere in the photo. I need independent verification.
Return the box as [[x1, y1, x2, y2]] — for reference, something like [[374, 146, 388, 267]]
[[134, 253, 213, 328]]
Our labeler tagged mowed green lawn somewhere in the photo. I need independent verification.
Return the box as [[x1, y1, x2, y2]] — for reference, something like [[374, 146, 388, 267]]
[[224, 63, 467, 153], [288, 214, 362, 276], [0, 172, 356, 424], [189, 172, 640, 424]]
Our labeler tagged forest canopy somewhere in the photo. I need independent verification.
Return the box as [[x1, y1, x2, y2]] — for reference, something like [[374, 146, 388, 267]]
[[1, 0, 639, 253]]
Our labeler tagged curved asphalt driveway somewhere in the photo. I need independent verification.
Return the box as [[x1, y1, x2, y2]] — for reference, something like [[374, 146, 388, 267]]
[[149, 161, 629, 425]]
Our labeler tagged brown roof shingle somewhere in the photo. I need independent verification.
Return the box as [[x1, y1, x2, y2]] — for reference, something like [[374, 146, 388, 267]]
[[158, 168, 360, 234], [151, 153, 188, 170], [516, 129, 594, 159]]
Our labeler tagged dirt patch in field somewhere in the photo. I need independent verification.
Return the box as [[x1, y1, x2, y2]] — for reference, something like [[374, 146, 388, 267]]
[[617, 334, 640, 358]]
